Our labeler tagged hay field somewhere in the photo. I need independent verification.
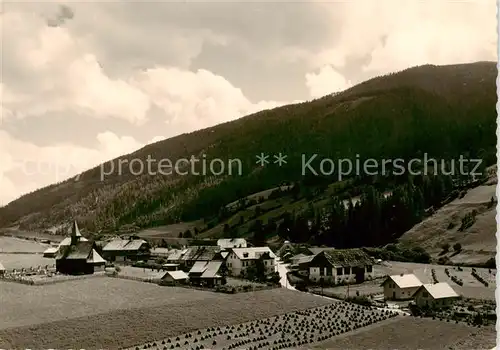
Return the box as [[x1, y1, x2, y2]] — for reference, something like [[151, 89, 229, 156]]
[[0, 281, 332, 349], [0, 253, 50, 269], [311, 316, 496, 350], [0, 236, 47, 253], [125, 301, 400, 350]]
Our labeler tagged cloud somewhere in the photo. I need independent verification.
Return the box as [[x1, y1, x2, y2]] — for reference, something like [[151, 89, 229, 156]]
[[0, 130, 157, 206], [308, 0, 496, 74], [305, 65, 353, 98], [0, 0, 494, 206]]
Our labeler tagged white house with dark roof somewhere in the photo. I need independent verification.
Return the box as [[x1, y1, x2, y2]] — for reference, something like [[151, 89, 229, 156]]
[[226, 247, 276, 277], [381, 273, 423, 300], [308, 249, 374, 285], [188, 260, 225, 287], [413, 282, 460, 308]]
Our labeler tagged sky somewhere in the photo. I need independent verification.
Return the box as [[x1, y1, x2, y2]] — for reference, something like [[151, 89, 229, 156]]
[[0, 0, 496, 206]]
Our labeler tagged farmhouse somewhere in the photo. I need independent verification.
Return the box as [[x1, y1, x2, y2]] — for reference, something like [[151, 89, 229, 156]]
[[381, 273, 423, 300], [0, 261, 5, 276], [102, 238, 151, 262], [413, 282, 460, 308], [217, 238, 247, 249], [226, 247, 276, 277], [188, 260, 225, 287], [180, 246, 221, 269], [308, 249, 374, 285], [55, 240, 106, 275], [160, 270, 189, 285]]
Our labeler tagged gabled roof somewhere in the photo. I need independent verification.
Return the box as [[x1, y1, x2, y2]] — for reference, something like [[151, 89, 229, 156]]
[[382, 273, 422, 289], [290, 253, 308, 261], [58, 236, 89, 248], [181, 246, 220, 261], [0, 262, 5, 271], [188, 260, 224, 278], [312, 249, 373, 267], [102, 239, 148, 251], [231, 247, 276, 260], [56, 241, 95, 260], [151, 248, 171, 256], [201, 261, 223, 278], [189, 261, 209, 274], [165, 270, 189, 280], [217, 238, 247, 249], [167, 249, 188, 261], [308, 247, 335, 255], [43, 247, 59, 254], [415, 283, 460, 299], [292, 255, 315, 266], [87, 249, 106, 264]]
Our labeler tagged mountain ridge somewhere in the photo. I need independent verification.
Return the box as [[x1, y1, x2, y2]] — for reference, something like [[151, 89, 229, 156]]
[[0, 61, 496, 238]]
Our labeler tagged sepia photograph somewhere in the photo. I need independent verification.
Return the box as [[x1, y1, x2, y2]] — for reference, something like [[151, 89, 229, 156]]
[[0, 1, 497, 349]]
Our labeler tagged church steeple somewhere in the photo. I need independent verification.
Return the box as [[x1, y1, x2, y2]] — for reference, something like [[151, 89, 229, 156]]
[[70, 220, 81, 245]]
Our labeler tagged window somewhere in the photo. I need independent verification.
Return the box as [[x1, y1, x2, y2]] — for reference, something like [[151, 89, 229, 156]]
[[344, 267, 351, 275], [327, 268, 332, 276], [336, 267, 343, 275], [320, 267, 324, 276], [366, 265, 373, 273]]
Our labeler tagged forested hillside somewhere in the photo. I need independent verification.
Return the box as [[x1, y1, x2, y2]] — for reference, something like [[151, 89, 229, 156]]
[[0, 62, 496, 249]]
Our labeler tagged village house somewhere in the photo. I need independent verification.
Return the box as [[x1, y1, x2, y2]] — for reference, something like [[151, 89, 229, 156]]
[[226, 247, 276, 277], [381, 273, 423, 300], [55, 238, 106, 275], [290, 254, 315, 277], [413, 282, 460, 308], [160, 270, 189, 286], [308, 249, 374, 285], [188, 260, 225, 287], [0, 261, 5, 276], [165, 249, 189, 264], [102, 238, 151, 262], [180, 246, 221, 269], [150, 247, 171, 259], [217, 238, 247, 250]]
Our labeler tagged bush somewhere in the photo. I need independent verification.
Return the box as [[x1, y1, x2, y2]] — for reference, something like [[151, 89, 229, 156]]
[[453, 243, 462, 252], [471, 270, 489, 287], [345, 296, 372, 306]]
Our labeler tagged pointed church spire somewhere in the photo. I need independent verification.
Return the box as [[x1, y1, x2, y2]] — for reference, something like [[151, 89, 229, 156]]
[[70, 220, 81, 245], [71, 220, 82, 237]]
